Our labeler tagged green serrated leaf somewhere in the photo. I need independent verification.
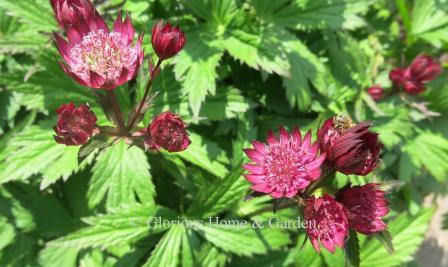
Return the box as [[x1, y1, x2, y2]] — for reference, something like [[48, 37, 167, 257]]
[[405, 131, 448, 181], [191, 222, 290, 256], [251, 0, 373, 30], [0, 0, 57, 31], [88, 140, 155, 210], [372, 230, 394, 254], [359, 209, 434, 267], [187, 166, 247, 218], [345, 230, 360, 267], [177, 132, 229, 178], [0, 124, 86, 187], [78, 134, 110, 165], [143, 224, 184, 267], [49, 204, 174, 249], [174, 27, 224, 116]]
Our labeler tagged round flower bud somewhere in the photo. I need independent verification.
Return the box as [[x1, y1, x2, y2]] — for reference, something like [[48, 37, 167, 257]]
[[54, 102, 97, 146], [151, 21, 186, 60], [146, 112, 190, 152]]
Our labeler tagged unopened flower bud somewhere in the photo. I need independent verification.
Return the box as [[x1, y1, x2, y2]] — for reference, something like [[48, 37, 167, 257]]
[[54, 102, 97, 146], [151, 21, 186, 61], [145, 112, 190, 152]]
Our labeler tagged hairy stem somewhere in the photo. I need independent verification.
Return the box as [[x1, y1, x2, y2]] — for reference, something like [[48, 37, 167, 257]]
[[127, 59, 162, 130]]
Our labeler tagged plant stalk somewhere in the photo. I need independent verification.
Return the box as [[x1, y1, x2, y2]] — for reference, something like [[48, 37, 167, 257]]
[[127, 59, 162, 130], [106, 90, 127, 136]]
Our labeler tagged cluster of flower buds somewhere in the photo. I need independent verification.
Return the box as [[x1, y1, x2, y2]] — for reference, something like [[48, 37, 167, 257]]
[[243, 115, 389, 253], [51, 0, 189, 153], [390, 55, 442, 94], [367, 54, 442, 101]]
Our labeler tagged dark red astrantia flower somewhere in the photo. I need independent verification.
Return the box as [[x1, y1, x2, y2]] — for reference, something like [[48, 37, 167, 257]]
[[304, 194, 349, 253], [318, 117, 382, 176], [145, 112, 191, 152], [367, 84, 384, 100], [50, 0, 95, 29], [243, 127, 326, 198], [339, 183, 389, 235], [389, 54, 442, 94], [54, 102, 97, 146], [53, 1, 143, 90], [151, 21, 186, 61]]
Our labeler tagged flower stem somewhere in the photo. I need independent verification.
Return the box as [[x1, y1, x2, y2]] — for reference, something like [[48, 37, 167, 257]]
[[106, 90, 127, 136], [127, 59, 162, 130]]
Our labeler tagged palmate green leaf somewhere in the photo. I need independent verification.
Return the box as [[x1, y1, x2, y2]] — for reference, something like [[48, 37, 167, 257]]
[[149, 69, 251, 122], [187, 166, 247, 218], [232, 251, 292, 267], [49, 204, 174, 249], [223, 29, 290, 77], [373, 108, 414, 148], [280, 30, 327, 110], [88, 140, 155, 210], [0, 0, 56, 32], [178, 132, 230, 178], [191, 222, 290, 256], [182, 0, 238, 27], [0, 65, 95, 112], [174, 27, 224, 116], [404, 131, 448, 182], [0, 124, 91, 188], [79, 250, 116, 267], [410, 0, 448, 47], [0, 31, 48, 55], [251, 0, 373, 30], [143, 224, 184, 267], [224, 27, 327, 110], [359, 208, 434, 267], [196, 243, 228, 267], [38, 246, 80, 267]]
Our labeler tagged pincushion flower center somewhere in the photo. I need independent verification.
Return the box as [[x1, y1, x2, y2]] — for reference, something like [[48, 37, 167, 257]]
[[264, 143, 305, 185], [70, 30, 134, 81]]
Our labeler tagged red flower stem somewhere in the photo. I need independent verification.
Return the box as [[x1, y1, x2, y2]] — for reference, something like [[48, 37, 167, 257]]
[[127, 58, 162, 130], [106, 90, 127, 136]]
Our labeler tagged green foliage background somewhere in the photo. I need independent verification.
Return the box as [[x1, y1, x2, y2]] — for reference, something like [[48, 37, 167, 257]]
[[0, 0, 447, 266]]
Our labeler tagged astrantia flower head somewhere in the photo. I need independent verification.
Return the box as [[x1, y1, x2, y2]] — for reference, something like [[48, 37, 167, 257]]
[[145, 112, 191, 152], [50, 0, 95, 29], [243, 127, 326, 198], [53, 4, 144, 90], [54, 102, 97, 146], [304, 194, 349, 253], [390, 54, 442, 94], [339, 183, 389, 235], [151, 21, 186, 60], [318, 117, 382, 176]]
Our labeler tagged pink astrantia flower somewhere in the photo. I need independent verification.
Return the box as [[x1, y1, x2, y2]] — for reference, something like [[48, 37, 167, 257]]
[[151, 21, 186, 60], [145, 112, 191, 152], [54, 102, 97, 146], [339, 183, 389, 235], [304, 194, 349, 253], [53, 1, 143, 90], [367, 85, 384, 100], [389, 54, 442, 94], [243, 127, 326, 198], [318, 118, 382, 176], [50, 0, 95, 29]]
